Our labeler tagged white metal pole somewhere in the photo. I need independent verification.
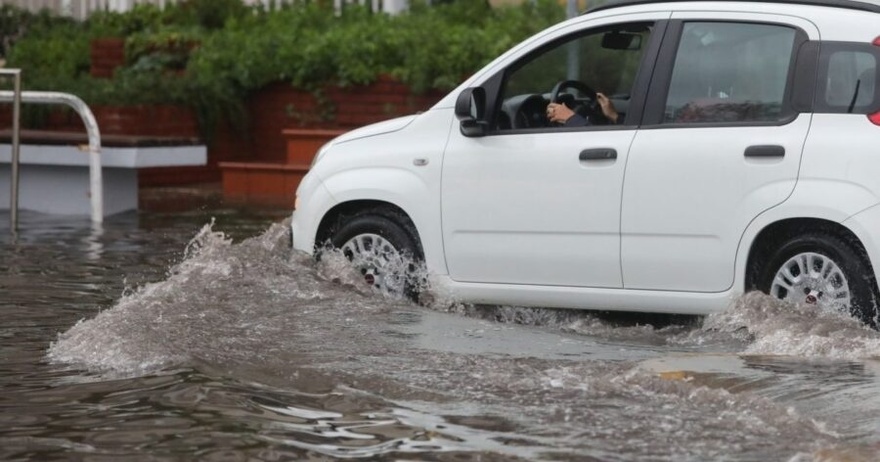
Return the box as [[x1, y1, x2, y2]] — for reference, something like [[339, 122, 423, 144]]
[[568, 0, 579, 17], [4, 70, 22, 230]]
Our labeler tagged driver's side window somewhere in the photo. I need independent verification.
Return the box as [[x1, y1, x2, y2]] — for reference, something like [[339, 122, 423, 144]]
[[497, 21, 653, 131]]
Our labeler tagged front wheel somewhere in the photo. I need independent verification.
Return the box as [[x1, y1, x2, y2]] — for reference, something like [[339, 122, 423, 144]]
[[328, 211, 424, 300], [756, 233, 879, 326]]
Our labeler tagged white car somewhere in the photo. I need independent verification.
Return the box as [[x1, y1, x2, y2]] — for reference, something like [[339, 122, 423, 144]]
[[292, 0, 880, 327]]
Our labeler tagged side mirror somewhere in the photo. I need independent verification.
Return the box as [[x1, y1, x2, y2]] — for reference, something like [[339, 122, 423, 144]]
[[455, 87, 488, 137]]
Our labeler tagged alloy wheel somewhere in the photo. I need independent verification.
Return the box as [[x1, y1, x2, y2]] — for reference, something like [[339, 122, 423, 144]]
[[340, 233, 407, 297], [769, 251, 852, 312]]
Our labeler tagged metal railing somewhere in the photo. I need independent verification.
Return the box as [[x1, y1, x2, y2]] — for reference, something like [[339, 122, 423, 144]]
[[0, 76, 104, 226]]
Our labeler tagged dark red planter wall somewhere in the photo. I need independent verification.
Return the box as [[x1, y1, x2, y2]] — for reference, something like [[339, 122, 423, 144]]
[[243, 76, 445, 164], [90, 38, 126, 78]]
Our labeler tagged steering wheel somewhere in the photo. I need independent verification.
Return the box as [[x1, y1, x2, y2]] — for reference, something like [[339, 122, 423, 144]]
[[549, 80, 606, 125]]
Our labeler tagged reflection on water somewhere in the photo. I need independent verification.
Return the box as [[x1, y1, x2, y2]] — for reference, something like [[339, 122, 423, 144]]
[[3, 209, 880, 461]]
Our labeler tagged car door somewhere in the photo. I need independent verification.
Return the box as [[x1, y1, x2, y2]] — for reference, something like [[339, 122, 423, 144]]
[[621, 13, 819, 292], [441, 15, 667, 287]]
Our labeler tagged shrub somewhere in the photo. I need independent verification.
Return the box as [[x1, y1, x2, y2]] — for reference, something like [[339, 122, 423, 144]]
[[3, 0, 566, 137], [186, 0, 565, 94]]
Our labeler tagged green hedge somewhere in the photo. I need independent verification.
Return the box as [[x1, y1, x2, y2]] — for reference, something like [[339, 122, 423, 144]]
[[183, 0, 565, 94], [3, 0, 566, 135]]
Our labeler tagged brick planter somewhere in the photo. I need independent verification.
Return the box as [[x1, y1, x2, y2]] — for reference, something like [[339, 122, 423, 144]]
[[218, 76, 444, 205], [219, 128, 347, 203], [220, 162, 308, 207], [243, 76, 444, 163], [90, 37, 126, 78], [91, 105, 199, 138]]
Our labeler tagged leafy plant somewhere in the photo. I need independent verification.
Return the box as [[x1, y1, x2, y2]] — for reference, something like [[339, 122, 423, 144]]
[[4, 0, 566, 139], [187, 0, 564, 94], [126, 27, 204, 72], [0, 5, 78, 58], [5, 20, 89, 81], [171, 0, 251, 30]]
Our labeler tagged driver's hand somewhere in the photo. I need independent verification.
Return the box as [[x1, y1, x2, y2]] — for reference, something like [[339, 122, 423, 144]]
[[547, 102, 575, 124], [597, 93, 619, 124]]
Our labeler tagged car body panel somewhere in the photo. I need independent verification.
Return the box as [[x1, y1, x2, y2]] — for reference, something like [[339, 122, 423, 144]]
[[291, 171, 334, 253], [441, 127, 635, 288], [843, 203, 880, 279], [296, 109, 453, 272], [623, 116, 814, 292], [433, 274, 735, 315]]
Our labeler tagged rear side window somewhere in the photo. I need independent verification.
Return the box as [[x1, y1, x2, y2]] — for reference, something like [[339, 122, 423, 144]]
[[816, 43, 878, 114], [663, 22, 798, 124]]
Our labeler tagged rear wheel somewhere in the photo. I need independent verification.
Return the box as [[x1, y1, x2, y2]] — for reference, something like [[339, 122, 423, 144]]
[[329, 211, 424, 300], [756, 233, 879, 326]]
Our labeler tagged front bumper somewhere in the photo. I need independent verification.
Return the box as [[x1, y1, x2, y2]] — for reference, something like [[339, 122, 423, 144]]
[[290, 173, 335, 255]]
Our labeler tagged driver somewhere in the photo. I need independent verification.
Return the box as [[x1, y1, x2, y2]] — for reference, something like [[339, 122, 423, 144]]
[[547, 93, 620, 126]]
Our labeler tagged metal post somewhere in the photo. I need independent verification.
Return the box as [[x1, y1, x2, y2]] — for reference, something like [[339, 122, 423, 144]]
[[1, 69, 22, 231], [567, 0, 578, 18], [11, 71, 20, 231]]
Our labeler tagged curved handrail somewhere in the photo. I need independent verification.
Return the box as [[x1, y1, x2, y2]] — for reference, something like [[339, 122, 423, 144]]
[[0, 89, 104, 223]]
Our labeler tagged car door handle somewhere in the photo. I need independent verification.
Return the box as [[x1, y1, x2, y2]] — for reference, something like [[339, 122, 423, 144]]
[[744, 145, 785, 158], [579, 148, 617, 161]]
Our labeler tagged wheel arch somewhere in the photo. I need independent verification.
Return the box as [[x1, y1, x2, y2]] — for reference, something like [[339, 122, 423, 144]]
[[315, 200, 424, 257], [744, 217, 875, 291]]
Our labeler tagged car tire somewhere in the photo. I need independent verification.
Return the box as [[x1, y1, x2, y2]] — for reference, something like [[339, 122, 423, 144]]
[[329, 210, 424, 301], [756, 232, 879, 326]]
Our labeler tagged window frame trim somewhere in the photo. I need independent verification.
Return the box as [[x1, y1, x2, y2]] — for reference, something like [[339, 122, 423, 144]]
[[481, 19, 669, 136], [640, 19, 810, 129]]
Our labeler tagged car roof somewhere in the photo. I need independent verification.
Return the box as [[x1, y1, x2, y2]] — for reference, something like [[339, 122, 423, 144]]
[[587, 0, 880, 14]]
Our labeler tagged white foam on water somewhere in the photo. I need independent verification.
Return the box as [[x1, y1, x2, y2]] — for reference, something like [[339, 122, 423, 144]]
[[46, 217, 425, 376], [702, 292, 880, 360], [47, 219, 300, 374]]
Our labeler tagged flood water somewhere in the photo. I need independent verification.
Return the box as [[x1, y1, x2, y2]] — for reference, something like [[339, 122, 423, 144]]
[[3, 207, 880, 461]]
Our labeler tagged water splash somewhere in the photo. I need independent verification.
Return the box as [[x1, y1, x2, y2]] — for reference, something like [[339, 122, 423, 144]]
[[46, 217, 426, 376], [701, 292, 880, 360], [47, 219, 303, 374], [433, 291, 880, 360]]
